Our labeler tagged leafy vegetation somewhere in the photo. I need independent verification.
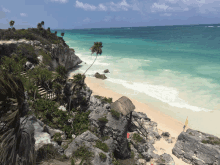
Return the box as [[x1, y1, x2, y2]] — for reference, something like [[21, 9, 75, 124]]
[[53, 133, 62, 143], [110, 109, 120, 119], [0, 28, 65, 45], [36, 144, 67, 163], [71, 109, 91, 136], [98, 116, 108, 123], [72, 73, 85, 83], [83, 42, 103, 75], [32, 98, 74, 138], [201, 137, 220, 145], [71, 143, 94, 165], [94, 95, 112, 104], [99, 152, 107, 161], [94, 140, 109, 152], [132, 133, 144, 143]]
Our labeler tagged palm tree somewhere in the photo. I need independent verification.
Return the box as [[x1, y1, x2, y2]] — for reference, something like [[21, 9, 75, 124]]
[[37, 23, 42, 30], [61, 32, 64, 39], [0, 71, 36, 164], [52, 82, 62, 102], [9, 20, 15, 28], [55, 31, 57, 35], [83, 42, 103, 75], [41, 21, 44, 29]]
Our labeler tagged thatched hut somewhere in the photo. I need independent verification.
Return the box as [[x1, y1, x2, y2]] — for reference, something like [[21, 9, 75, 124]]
[[111, 96, 135, 117]]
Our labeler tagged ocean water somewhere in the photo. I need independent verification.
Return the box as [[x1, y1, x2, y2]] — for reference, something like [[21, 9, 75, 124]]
[[52, 24, 220, 137]]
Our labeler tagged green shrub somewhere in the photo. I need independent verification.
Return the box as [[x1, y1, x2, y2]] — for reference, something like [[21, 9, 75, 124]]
[[32, 98, 73, 138], [99, 152, 107, 161], [94, 140, 109, 152], [102, 97, 113, 104], [201, 137, 220, 145], [56, 65, 67, 78], [72, 143, 94, 164], [131, 151, 135, 158], [16, 44, 39, 64], [101, 136, 110, 141], [72, 111, 91, 136], [71, 158, 75, 165], [94, 95, 112, 104], [36, 144, 61, 162], [98, 116, 108, 123], [132, 133, 144, 143], [53, 133, 62, 142], [110, 109, 120, 119], [38, 49, 52, 66], [73, 73, 85, 83]]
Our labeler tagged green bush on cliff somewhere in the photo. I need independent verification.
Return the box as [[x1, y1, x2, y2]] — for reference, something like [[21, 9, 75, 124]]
[[72, 143, 94, 165], [202, 137, 220, 145], [98, 116, 108, 123], [32, 98, 73, 138], [94, 95, 113, 104], [94, 140, 109, 152], [72, 111, 91, 136], [110, 109, 120, 119], [16, 44, 39, 64], [132, 133, 144, 143]]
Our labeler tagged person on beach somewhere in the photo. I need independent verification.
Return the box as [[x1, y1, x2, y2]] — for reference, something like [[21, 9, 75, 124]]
[[183, 116, 188, 132]]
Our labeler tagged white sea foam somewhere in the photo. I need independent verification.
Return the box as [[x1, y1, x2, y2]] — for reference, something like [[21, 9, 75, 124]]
[[106, 77, 212, 112], [208, 26, 214, 27]]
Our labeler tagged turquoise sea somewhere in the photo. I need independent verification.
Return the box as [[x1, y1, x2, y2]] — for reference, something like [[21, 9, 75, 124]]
[[52, 24, 220, 137]]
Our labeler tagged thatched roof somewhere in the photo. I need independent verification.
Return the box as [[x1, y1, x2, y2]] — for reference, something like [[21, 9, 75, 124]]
[[111, 96, 135, 116]]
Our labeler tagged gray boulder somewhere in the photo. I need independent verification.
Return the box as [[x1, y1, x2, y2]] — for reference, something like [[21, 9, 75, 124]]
[[104, 69, 110, 73], [94, 72, 107, 80], [172, 129, 220, 165], [155, 153, 175, 165], [64, 130, 113, 165]]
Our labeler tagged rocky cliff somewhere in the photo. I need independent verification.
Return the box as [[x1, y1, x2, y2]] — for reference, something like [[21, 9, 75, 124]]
[[0, 39, 82, 72]]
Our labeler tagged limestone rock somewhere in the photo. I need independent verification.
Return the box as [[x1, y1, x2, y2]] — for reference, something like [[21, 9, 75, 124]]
[[172, 129, 220, 165], [94, 72, 107, 80], [104, 69, 110, 73]]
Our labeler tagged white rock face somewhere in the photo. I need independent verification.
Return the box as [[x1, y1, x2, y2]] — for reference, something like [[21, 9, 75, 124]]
[[37, 55, 43, 64], [58, 105, 66, 112]]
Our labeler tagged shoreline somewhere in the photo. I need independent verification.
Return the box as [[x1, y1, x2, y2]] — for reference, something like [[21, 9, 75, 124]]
[[68, 71, 191, 165]]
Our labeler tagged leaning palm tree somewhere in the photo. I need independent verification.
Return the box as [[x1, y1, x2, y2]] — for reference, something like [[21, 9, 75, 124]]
[[61, 32, 64, 39], [41, 21, 44, 29], [83, 42, 103, 75], [9, 20, 15, 28], [0, 71, 36, 165]]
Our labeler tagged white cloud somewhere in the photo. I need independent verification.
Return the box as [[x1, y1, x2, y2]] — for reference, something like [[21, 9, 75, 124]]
[[20, 13, 27, 17], [151, 3, 171, 12], [50, 0, 68, 3], [76, 0, 97, 11], [75, 0, 136, 12], [1, 6, 11, 13], [83, 17, 91, 22], [99, 4, 107, 11]]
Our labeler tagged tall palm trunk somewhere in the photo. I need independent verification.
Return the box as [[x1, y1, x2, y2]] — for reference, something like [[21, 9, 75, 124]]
[[83, 54, 98, 75]]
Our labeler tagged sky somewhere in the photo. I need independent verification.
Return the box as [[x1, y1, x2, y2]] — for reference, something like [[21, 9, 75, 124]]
[[1, 0, 220, 29]]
